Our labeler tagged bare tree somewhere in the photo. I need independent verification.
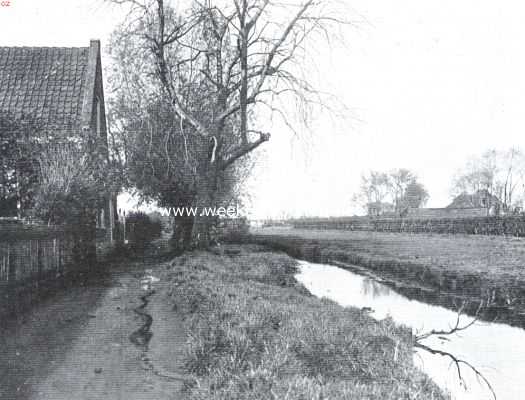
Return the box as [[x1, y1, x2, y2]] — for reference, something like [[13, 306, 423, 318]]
[[352, 171, 392, 215], [108, 0, 347, 248], [33, 136, 113, 268], [34, 141, 103, 225], [451, 148, 525, 212], [389, 168, 415, 211], [353, 169, 428, 215], [452, 150, 498, 204], [495, 147, 525, 211], [387, 168, 430, 213]]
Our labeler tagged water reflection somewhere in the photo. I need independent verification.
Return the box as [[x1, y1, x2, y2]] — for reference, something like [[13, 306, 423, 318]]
[[361, 277, 393, 298], [296, 261, 525, 400], [140, 269, 160, 290]]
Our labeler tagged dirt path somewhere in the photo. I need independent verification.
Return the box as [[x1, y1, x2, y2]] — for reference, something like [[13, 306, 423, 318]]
[[0, 256, 188, 400]]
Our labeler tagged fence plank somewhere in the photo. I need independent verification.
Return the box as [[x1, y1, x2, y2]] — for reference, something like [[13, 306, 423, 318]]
[[0, 224, 72, 317]]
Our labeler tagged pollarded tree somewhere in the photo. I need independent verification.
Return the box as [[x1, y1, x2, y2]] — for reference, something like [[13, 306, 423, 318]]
[[112, 97, 247, 248], [107, 0, 347, 248]]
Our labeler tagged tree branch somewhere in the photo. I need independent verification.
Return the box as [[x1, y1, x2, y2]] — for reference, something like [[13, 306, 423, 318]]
[[152, 0, 211, 138], [415, 302, 482, 341], [414, 342, 496, 400], [221, 131, 270, 169], [414, 302, 496, 399], [249, 0, 315, 100]]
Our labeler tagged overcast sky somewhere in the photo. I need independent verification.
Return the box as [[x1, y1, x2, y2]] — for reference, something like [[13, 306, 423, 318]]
[[2, 0, 525, 218]]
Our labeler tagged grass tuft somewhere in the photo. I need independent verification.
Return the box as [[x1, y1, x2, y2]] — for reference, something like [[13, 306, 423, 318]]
[[167, 247, 448, 400]]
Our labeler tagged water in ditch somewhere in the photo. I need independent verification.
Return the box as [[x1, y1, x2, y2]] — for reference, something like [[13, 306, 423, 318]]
[[296, 261, 525, 400]]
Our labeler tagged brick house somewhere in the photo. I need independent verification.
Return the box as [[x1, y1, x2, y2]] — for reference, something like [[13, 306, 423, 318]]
[[0, 40, 117, 242]]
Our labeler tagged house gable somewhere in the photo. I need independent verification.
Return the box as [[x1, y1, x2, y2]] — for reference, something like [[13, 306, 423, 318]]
[[0, 40, 107, 143], [0, 40, 111, 225], [81, 40, 108, 142]]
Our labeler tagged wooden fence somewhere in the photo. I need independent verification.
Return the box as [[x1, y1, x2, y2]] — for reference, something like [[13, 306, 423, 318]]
[[0, 222, 103, 317]]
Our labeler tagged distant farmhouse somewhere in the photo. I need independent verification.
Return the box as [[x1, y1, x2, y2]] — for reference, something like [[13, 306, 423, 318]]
[[369, 189, 504, 219], [446, 189, 501, 210], [0, 40, 116, 239], [406, 189, 502, 219]]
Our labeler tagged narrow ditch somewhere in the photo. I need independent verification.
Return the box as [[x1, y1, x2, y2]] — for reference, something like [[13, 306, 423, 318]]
[[296, 260, 525, 400], [129, 289, 155, 349], [129, 275, 192, 384]]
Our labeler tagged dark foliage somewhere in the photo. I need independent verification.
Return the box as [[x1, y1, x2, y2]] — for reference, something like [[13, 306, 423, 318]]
[[0, 112, 43, 217], [125, 212, 162, 249]]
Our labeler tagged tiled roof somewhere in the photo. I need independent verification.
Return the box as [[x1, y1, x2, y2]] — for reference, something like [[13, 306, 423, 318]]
[[0, 46, 89, 130], [447, 189, 501, 209]]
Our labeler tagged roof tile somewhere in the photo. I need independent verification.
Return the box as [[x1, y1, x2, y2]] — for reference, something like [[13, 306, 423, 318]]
[[0, 46, 89, 130]]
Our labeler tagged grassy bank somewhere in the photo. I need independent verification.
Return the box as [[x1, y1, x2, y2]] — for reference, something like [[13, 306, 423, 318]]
[[248, 228, 525, 325], [166, 245, 447, 400]]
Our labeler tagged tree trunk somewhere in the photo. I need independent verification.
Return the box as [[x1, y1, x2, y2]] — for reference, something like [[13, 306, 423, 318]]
[[190, 189, 214, 249], [171, 213, 194, 253], [168, 158, 221, 253], [190, 165, 220, 249]]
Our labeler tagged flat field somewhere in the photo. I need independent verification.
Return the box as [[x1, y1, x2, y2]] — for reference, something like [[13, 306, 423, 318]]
[[252, 227, 525, 282], [249, 228, 525, 320]]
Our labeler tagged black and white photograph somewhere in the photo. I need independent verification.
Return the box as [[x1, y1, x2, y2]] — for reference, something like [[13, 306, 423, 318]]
[[1, 1, 524, 399]]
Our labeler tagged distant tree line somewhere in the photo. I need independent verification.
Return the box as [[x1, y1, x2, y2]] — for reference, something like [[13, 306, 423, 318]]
[[352, 168, 429, 216], [353, 147, 525, 217]]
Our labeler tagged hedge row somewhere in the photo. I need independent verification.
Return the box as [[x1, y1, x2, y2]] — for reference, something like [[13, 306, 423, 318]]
[[291, 215, 525, 236]]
